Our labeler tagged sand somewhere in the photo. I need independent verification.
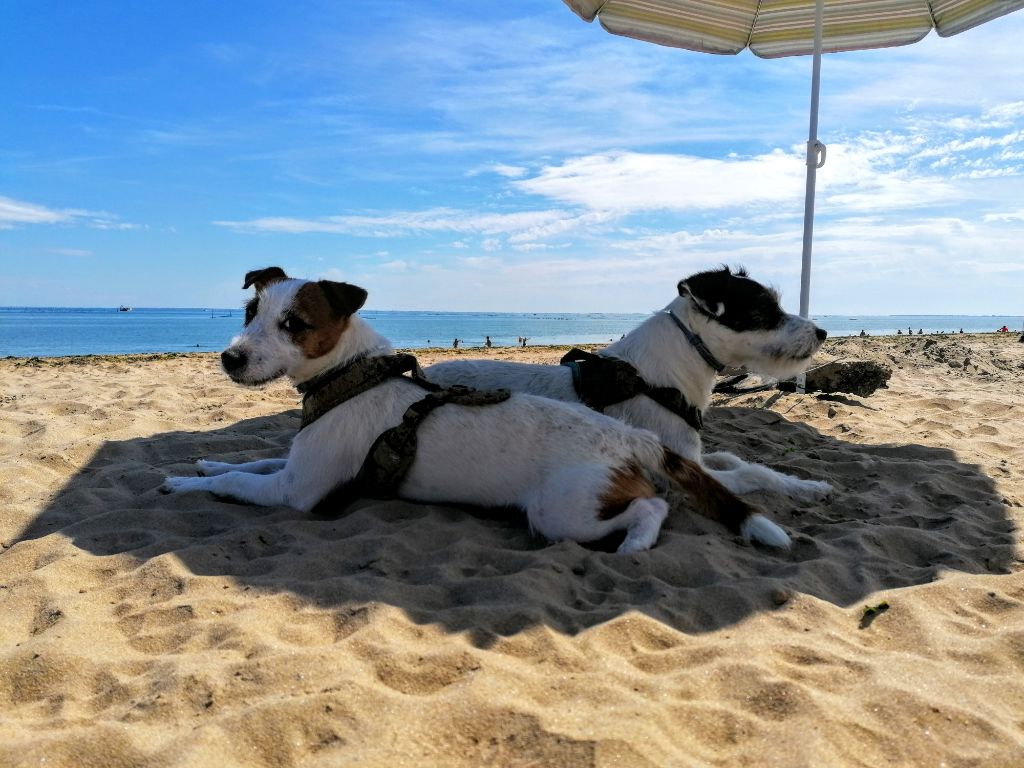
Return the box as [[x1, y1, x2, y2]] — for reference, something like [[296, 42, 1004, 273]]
[[2, 334, 1023, 767]]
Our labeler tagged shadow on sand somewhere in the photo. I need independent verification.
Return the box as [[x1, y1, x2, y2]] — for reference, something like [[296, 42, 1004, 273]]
[[13, 405, 1015, 647]]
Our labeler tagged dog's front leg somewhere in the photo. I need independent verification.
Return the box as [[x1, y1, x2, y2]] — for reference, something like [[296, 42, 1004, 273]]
[[197, 458, 288, 476], [703, 451, 832, 502], [161, 469, 289, 507]]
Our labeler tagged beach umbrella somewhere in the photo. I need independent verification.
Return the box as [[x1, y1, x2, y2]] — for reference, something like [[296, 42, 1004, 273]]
[[562, 0, 1024, 319]]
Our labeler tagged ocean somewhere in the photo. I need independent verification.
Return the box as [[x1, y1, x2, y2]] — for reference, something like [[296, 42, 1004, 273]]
[[1, 306, 1022, 358]]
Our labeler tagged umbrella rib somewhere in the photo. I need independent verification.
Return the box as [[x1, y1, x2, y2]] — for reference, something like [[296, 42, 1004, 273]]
[[923, 0, 940, 31], [746, 0, 766, 49]]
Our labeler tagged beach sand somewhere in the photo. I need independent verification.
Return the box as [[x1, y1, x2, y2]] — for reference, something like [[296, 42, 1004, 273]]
[[2, 334, 1023, 766]]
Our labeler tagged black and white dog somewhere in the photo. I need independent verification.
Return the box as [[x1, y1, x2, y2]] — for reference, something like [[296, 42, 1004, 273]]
[[162, 268, 792, 554], [426, 267, 832, 503]]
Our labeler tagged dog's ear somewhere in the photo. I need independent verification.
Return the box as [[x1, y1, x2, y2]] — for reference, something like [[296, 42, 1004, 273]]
[[243, 267, 288, 291], [317, 280, 368, 318], [681, 268, 730, 318]]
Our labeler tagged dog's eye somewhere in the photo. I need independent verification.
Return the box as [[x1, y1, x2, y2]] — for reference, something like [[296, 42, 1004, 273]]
[[280, 315, 309, 334]]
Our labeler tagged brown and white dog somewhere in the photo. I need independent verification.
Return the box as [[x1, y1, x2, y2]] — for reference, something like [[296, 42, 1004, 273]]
[[161, 267, 792, 553], [425, 267, 832, 503]]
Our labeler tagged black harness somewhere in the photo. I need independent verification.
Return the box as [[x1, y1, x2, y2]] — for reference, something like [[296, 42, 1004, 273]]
[[558, 311, 722, 433], [297, 353, 510, 513]]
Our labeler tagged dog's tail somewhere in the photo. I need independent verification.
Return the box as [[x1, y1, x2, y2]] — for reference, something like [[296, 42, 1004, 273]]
[[658, 448, 790, 548]]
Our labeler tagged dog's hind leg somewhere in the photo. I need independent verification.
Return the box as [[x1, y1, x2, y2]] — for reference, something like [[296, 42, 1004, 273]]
[[524, 464, 668, 553], [661, 449, 790, 548], [702, 451, 831, 503], [197, 458, 288, 476], [614, 498, 670, 554]]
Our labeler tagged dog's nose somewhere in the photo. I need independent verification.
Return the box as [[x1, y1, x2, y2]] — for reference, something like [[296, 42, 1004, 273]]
[[221, 349, 248, 373], [815, 328, 828, 341]]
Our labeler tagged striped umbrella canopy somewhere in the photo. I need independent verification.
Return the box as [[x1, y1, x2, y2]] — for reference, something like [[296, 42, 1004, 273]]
[[563, 0, 1024, 321]]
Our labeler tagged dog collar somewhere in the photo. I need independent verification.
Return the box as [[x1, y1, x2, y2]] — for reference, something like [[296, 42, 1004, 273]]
[[665, 311, 725, 374]]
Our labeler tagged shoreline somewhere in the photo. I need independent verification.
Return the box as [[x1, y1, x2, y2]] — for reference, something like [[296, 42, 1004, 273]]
[[3, 329, 1022, 366]]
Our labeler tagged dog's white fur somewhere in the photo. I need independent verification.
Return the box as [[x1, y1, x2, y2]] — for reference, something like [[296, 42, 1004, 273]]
[[425, 271, 832, 503], [162, 273, 792, 553]]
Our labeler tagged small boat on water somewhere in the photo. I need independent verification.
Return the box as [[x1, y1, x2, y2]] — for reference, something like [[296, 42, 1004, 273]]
[[118, 305, 133, 312]]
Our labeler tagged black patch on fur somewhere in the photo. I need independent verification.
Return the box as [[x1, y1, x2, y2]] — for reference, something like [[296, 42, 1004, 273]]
[[242, 266, 288, 291], [243, 296, 259, 326], [680, 267, 785, 332]]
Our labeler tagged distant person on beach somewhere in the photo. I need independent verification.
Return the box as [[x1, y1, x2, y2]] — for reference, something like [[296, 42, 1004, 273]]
[[918, 329, 923, 335], [959, 328, 963, 334], [485, 335, 492, 348], [859, 329, 867, 337], [521, 337, 528, 348], [452, 338, 459, 349], [897, 329, 902, 335], [998, 325, 1009, 333]]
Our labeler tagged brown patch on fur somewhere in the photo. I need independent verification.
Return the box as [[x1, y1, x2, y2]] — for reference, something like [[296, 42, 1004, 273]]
[[292, 283, 351, 359], [662, 449, 755, 533], [598, 462, 657, 520]]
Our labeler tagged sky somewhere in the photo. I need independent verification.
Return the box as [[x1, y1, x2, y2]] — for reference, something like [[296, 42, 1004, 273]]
[[2, 1, 1023, 315]]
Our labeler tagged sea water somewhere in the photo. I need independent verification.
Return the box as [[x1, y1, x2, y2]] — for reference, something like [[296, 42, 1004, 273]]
[[1, 307, 1022, 358]]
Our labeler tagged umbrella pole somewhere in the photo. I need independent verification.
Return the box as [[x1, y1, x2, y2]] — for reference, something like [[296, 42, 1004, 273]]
[[797, 0, 825, 392]]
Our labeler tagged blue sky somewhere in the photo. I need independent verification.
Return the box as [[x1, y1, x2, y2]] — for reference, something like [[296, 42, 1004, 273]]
[[2, 1, 1023, 314]]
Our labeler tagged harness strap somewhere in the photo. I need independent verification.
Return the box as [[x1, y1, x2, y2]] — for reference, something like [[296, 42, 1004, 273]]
[[560, 348, 704, 432], [299, 353, 439, 430], [300, 352, 510, 512], [312, 384, 511, 517]]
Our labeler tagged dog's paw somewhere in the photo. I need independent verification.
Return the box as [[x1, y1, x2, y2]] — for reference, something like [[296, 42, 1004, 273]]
[[789, 479, 833, 504], [161, 475, 209, 495]]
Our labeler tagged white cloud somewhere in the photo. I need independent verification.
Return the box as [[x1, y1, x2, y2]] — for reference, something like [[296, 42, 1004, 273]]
[[1, 196, 79, 228], [469, 162, 529, 178], [984, 210, 1024, 223], [45, 247, 93, 257], [514, 151, 805, 212], [510, 138, 975, 218], [213, 207, 610, 244], [0, 195, 135, 230], [510, 242, 572, 252], [458, 255, 501, 268]]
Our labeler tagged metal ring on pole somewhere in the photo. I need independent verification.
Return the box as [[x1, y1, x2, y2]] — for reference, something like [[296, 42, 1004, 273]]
[[806, 139, 826, 168]]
